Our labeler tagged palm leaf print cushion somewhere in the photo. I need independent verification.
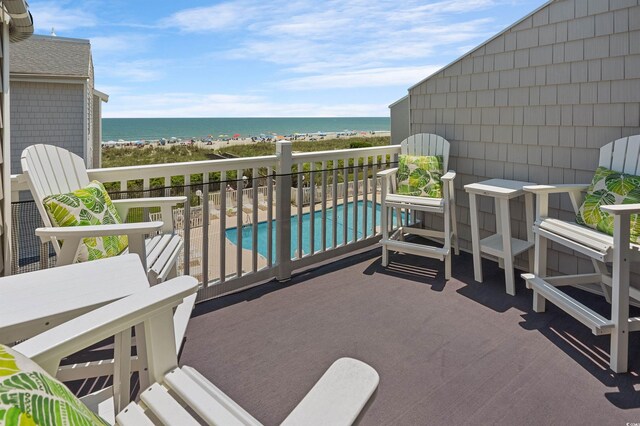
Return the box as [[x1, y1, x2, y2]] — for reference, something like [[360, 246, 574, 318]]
[[576, 166, 640, 243], [43, 181, 128, 262], [0, 344, 109, 425], [396, 155, 444, 198]]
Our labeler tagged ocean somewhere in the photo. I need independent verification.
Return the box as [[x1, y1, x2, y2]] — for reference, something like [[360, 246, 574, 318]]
[[102, 117, 390, 142]]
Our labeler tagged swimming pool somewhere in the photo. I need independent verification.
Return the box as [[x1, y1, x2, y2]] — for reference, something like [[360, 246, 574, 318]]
[[226, 200, 383, 261]]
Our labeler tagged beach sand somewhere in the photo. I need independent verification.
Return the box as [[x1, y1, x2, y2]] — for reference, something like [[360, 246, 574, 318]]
[[104, 131, 391, 151]]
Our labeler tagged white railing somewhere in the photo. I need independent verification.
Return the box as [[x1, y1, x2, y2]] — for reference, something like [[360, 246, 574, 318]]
[[290, 178, 381, 206], [11, 142, 400, 302]]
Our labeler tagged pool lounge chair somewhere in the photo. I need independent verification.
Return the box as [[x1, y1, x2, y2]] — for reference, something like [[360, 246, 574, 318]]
[[208, 201, 221, 220], [257, 194, 269, 211]]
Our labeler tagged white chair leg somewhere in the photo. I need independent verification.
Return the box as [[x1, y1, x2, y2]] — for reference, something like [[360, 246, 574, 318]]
[[445, 253, 451, 281], [451, 211, 459, 255], [610, 213, 631, 373], [381, 202, 389, 267], [533, 233, 548, 312], [444, 203, 451, 281], [381, 245, 389, 267], [449, 181, 459, 255]]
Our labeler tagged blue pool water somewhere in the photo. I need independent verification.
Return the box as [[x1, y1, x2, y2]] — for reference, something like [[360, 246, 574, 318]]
[[226, 201, 382, 261]]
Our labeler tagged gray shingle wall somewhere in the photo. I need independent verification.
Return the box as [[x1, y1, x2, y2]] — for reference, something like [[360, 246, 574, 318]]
[[409, 0, 640, 275], [10, 81, 85, 174]]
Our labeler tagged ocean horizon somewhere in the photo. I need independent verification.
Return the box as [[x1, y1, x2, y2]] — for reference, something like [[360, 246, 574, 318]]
[[102, 117, 390, 142]]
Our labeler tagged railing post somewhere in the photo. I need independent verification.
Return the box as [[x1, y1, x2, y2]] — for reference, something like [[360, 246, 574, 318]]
[[276, 141, 292, 282]]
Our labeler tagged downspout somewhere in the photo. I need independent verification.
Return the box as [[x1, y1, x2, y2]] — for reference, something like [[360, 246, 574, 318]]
[[1, 0, 33, 275]]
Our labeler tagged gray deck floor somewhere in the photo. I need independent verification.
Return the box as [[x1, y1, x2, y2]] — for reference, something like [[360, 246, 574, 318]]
[[181, 248, 640, 425]]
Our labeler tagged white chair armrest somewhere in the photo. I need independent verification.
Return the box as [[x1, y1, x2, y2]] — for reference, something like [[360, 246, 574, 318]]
[[376, 168, 398, 177], [526, 184, 589, 217], [441, 171, 456, 181], [35, 222, 163, 239], [601, 204, 640, 215], [14, 276, 198, 374], [523, 184, 589, 194], [36, 222, 164, 265]]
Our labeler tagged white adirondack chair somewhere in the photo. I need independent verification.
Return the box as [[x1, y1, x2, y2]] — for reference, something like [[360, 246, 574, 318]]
[[21, 144, 184, 284], [12, 270, 379, 425], [0, 255, 196, 389], [378, 134, 459, 279], [522, 135, 640, 373]]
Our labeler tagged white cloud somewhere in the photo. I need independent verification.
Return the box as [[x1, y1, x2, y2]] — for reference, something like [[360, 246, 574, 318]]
[[90, 34, 151, 55], [159, 2, 259, 33], [193, 0, 503, 89], [279, 65, 442, 90], [29, 1, 96, 33], [96, 60, 164, 83], [103, 92, 389, 118]]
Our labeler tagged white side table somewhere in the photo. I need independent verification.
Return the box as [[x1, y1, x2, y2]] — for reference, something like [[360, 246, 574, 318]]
[[464, 179, 535, 295]]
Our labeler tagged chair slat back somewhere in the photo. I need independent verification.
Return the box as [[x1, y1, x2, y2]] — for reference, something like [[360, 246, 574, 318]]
[[21, 145, 91, 253], [400, 134, 450, 170], [598, 135, 640, 174]]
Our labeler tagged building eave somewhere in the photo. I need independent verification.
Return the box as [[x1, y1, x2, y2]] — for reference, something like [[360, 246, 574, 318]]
[[389, 95, 408, 109], [93, 89, 109, 102], [10, 73, 88, 82]]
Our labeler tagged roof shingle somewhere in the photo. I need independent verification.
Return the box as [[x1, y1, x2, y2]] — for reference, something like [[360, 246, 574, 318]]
[[10, 35, 91, 78]]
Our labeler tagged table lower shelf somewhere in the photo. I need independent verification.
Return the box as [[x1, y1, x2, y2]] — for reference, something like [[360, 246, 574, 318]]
[[480, 234, 533, 258]]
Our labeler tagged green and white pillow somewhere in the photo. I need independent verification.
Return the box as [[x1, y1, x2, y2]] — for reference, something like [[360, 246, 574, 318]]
[[576, 166, 640, 243], [0, 344, 109, 425], [43, 181, 128, 262], [396, 154, 444, 198]]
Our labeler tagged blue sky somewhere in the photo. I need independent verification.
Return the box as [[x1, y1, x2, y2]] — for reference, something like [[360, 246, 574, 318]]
[[29, 0, 544, 118]]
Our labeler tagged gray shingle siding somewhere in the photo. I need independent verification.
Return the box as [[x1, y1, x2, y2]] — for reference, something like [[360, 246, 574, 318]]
[[408, 0, 640, 275], [10, 81, 84, 173]]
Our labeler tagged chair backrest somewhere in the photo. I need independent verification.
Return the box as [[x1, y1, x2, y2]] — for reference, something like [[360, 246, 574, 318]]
[[400, 134, 450, 170], [599, 135, 640, 174], [21, 145, 91, 254]]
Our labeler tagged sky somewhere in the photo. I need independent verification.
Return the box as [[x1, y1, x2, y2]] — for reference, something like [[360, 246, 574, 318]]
[[29, 0, 545, 118]]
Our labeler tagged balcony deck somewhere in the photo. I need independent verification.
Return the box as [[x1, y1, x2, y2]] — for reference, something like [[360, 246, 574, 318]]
[[181, 247, 640, 425]]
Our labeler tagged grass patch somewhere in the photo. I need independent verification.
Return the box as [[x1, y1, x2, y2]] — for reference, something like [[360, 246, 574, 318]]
[[102, 137, 391, 168], [102, 145, 222, 168]]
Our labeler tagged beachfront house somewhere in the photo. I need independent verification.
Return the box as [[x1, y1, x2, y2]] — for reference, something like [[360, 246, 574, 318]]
[[6, 0, 640, 423], [9, 34, 108, 173]]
